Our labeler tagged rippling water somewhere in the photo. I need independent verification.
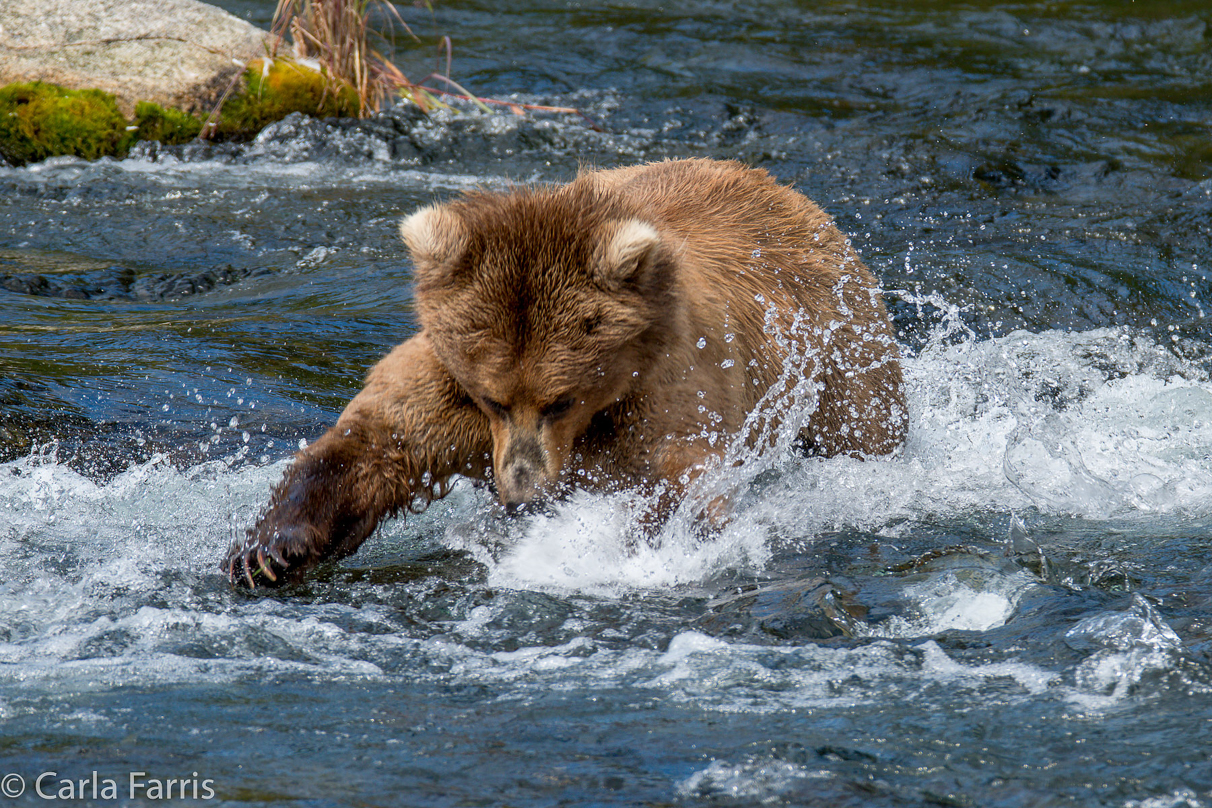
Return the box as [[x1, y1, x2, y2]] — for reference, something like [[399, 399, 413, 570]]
[[2, 1, 1211, 806]]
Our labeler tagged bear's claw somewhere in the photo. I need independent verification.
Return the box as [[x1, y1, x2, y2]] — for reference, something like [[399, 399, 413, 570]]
[[256, 548, 278, 583], [224, 538, 297, 589]]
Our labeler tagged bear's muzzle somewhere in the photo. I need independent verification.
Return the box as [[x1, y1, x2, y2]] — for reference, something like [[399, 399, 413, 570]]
[[495, 429, 552, 513]]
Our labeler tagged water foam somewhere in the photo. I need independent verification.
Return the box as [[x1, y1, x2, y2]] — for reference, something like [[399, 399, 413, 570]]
[[640, 632, 1057, 713], [1063, 594, 1195, 711], [678, 759, 831, 802], [862, 566, 1040, 637], [10, 153, 502, 194], [0, 450, 284, 679]]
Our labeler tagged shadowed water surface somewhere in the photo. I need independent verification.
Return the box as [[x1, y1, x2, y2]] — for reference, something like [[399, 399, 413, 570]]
[[2, 1, 1211, 806]]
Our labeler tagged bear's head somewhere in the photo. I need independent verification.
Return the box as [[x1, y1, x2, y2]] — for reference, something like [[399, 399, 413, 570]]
[[400, 181, 677, 511]]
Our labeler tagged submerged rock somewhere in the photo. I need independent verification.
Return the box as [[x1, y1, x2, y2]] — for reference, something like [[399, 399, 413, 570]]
[[0, 264, 269, 301], [0, 0, 267, 117]]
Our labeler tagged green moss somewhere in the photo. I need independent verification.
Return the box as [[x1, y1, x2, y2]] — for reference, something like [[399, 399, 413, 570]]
[[0, 63, 362, 164], [0, 82, 135, 166], [133, 101, 202, 145], [214, 58, 361, 139]]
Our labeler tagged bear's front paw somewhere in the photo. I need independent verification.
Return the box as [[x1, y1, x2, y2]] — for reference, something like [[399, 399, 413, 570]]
[[222, 529, 310, 589]]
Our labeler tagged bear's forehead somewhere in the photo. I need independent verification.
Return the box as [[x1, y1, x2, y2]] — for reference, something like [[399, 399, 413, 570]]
[[434, 326, 602, 401], [422, 249, 645, 360], [450, 274, 593, 328], [452, 184, 618, 273], [471, 233, 592, 286], [434, 300, 590, 361], [430, 286, 622, 381]]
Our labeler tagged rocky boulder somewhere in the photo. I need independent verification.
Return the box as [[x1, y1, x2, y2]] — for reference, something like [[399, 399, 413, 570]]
[[0, 0, 269, 116]]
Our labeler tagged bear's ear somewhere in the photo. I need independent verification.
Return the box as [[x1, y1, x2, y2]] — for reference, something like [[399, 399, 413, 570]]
[[595, 219, 662, 291], [399, 205, 467, 288]]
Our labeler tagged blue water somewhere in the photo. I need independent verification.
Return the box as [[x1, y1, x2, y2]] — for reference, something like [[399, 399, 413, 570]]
[[2, 1, 1212, 805]]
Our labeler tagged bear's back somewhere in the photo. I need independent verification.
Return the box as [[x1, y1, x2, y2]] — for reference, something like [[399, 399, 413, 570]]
[[581, 158, 905, 457]]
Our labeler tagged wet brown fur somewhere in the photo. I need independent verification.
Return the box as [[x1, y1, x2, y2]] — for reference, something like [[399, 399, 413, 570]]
[[224, 158, 907, 587]]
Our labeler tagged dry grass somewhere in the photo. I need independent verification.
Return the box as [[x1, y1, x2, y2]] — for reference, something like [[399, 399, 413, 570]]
[[202, 0, 589, 137], [269, 0, 420, 116], [268, 0, 587, 119]]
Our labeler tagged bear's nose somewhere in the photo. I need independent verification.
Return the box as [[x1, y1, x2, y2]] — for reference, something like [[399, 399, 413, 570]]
[[496, 429, 548, 509], [500, 461, 543, 508], [501, 498, 531, 516], [501, 491, 558, 518], [500, 464, 544, 514]]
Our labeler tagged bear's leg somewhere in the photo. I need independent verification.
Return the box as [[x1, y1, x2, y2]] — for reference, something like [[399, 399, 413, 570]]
[[648, 442, 734, 534], [804, 358, 907, 458], [223, 334, 491, 588]]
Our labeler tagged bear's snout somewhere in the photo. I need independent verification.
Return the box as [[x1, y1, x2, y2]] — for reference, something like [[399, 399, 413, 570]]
[[496, 431, 551, 513]]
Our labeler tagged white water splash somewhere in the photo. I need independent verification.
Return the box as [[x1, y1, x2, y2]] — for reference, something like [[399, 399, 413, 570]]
[[862, 566, 1040, 637], [1063, 594, 1196, 710], [638, 631, 1058, 713], [678, 759, 831, 802]]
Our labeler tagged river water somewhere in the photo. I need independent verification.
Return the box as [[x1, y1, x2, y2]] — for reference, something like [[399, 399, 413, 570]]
[[2, 1, 1212, 806]]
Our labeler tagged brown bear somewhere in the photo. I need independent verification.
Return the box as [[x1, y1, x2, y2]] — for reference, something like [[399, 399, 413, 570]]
[[224, 158, 907, 587]]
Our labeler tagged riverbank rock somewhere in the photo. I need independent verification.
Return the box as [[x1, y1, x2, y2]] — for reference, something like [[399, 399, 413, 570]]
[[0, 0, 268, 116]]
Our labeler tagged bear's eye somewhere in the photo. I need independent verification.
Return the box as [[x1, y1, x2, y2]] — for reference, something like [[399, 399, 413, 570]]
[[541, 395, 576, 421], [481, 397, 508, 417]]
